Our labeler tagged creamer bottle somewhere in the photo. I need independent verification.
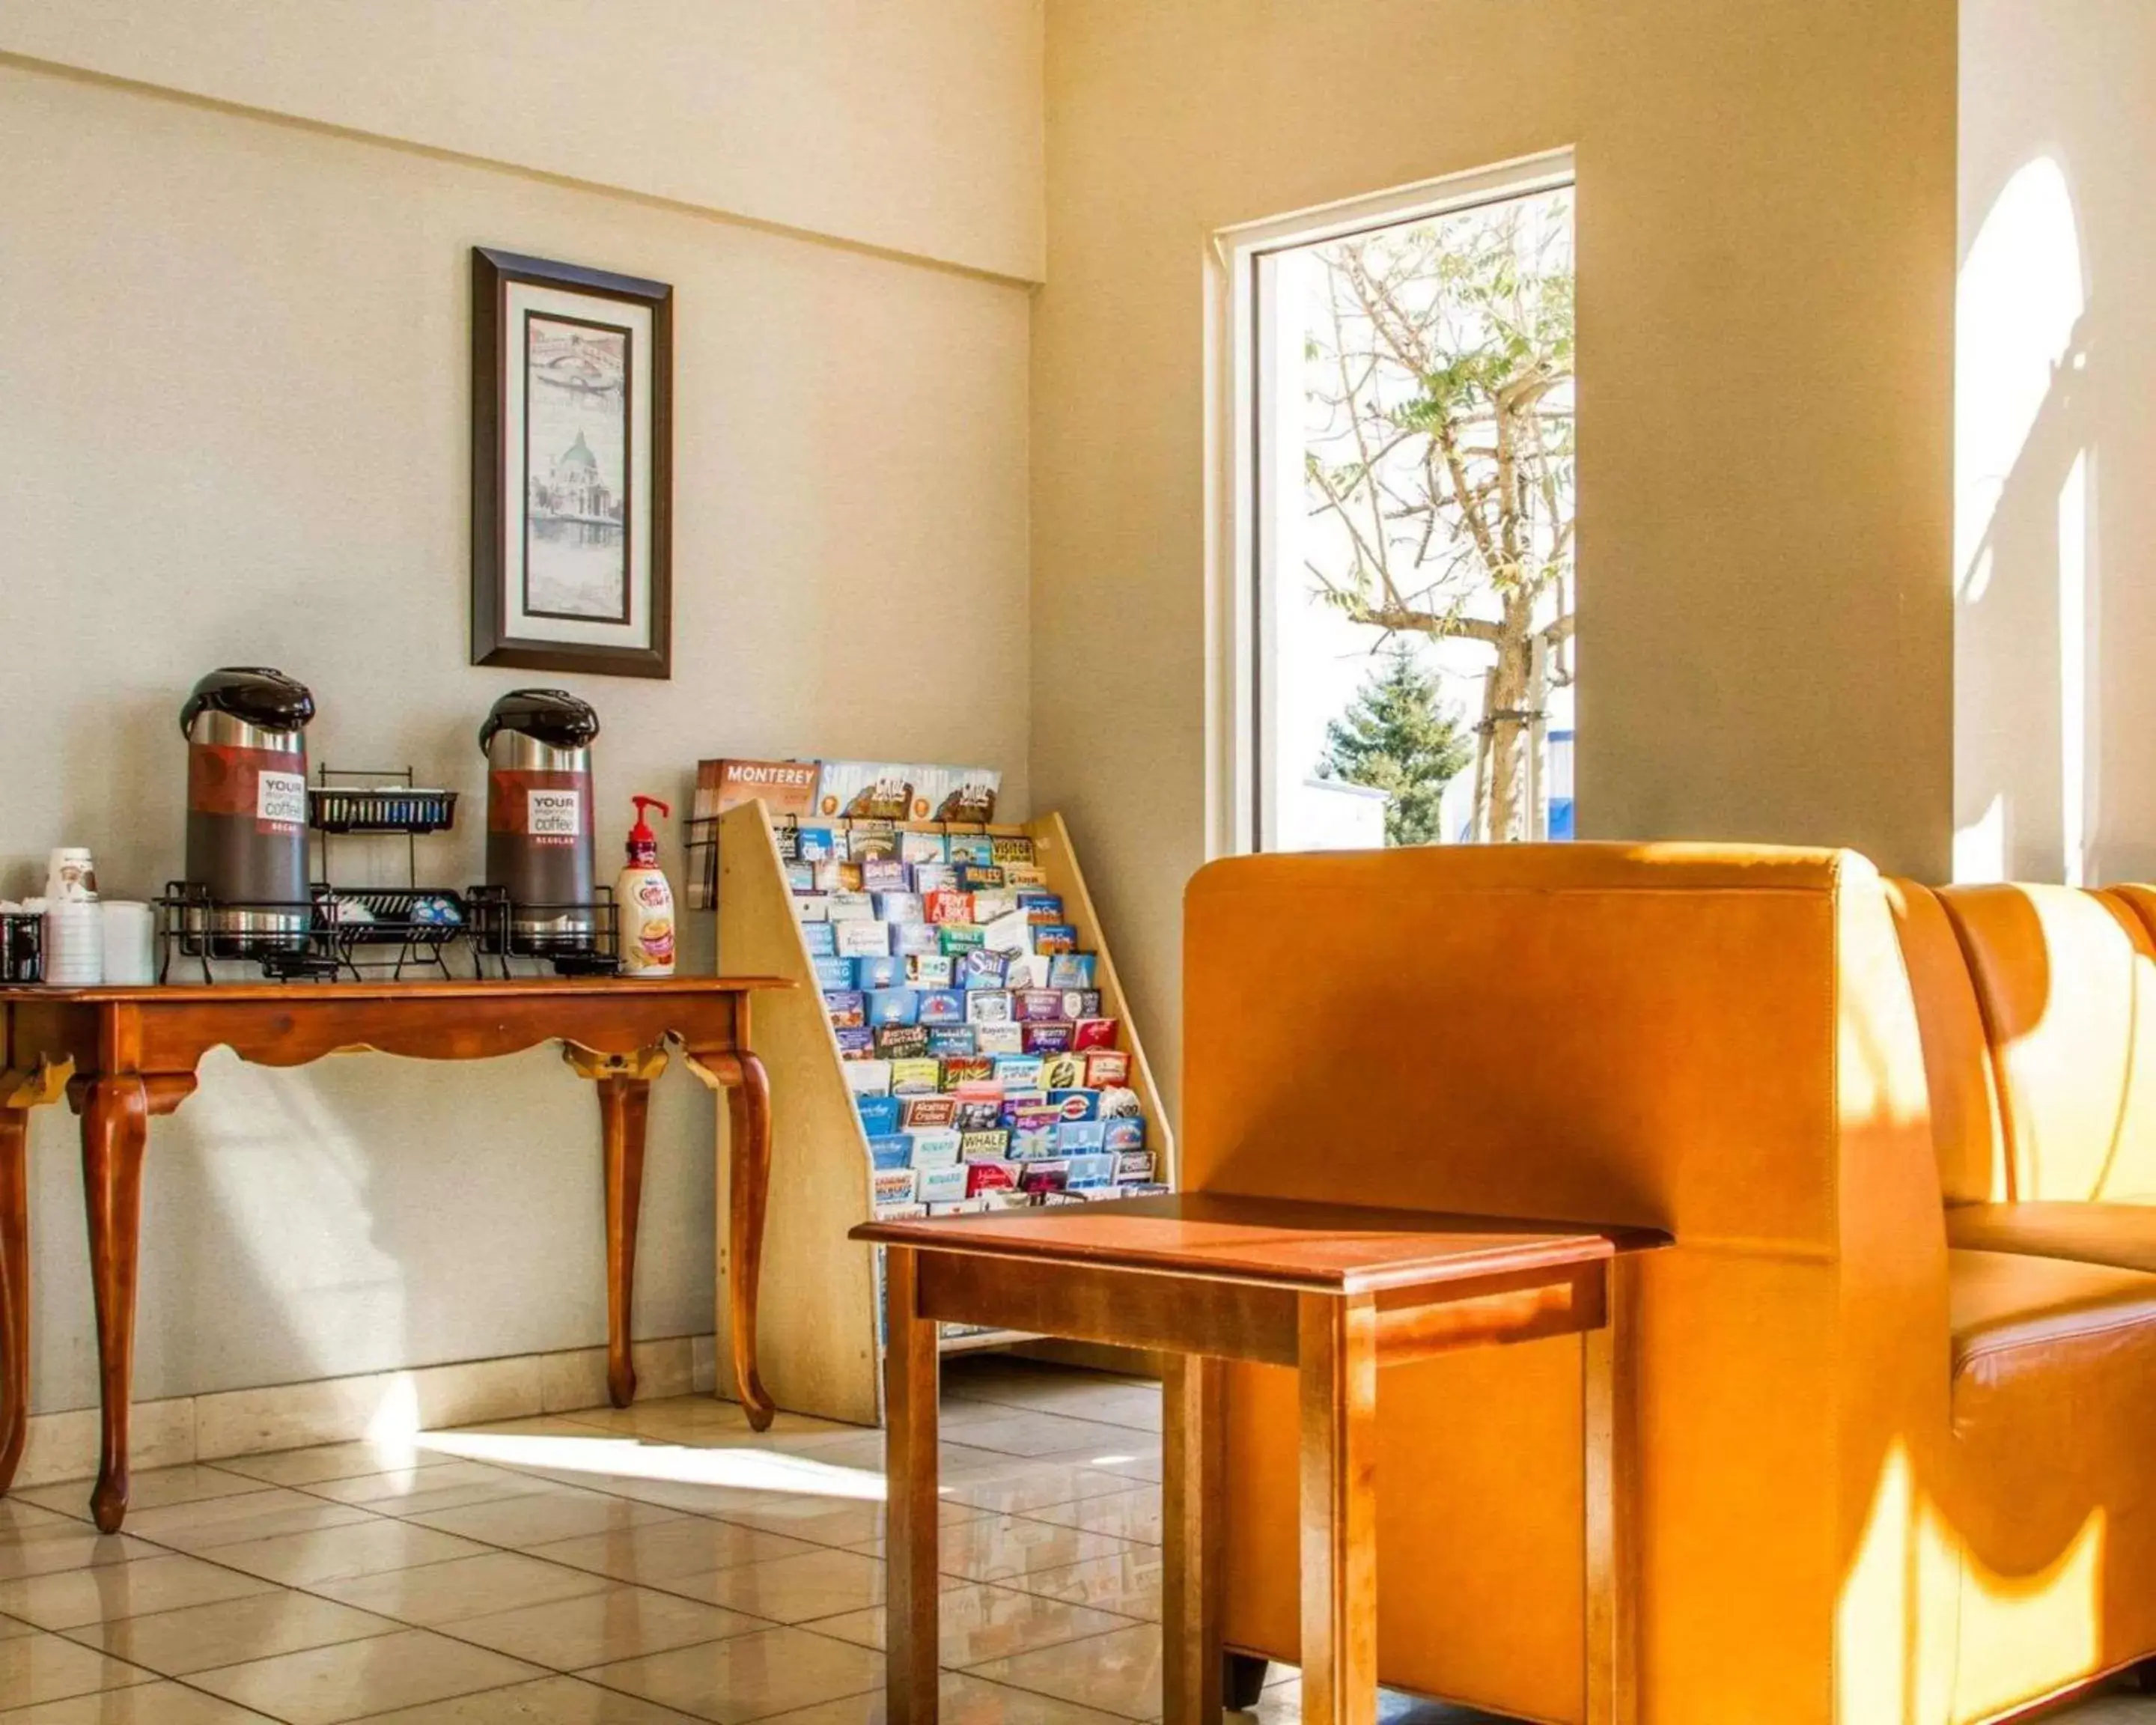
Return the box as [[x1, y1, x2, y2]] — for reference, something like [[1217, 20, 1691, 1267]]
[[615, 796, 677, 976]]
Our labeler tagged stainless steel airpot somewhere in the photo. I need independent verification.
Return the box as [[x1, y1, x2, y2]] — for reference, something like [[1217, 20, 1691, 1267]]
[[481, 689, 600, 949], [180, 667, 315, 953]]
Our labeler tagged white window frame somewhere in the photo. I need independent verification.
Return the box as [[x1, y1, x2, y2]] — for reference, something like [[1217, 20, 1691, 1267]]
[[1205, 148, 1577, 858]]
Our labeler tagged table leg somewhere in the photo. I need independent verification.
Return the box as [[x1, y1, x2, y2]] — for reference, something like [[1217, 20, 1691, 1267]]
[[1163, 1352, 1225, 1725], [884, 1246, 940, 1725], [721, 1052, 774, 1429], [0, 1106, 28, 1496], [1583, 1259, 1637, 1725], [79, 1076, 149, 1534], [599, 1073, 652, 1408], [1298, 1293, 1377, 1725]]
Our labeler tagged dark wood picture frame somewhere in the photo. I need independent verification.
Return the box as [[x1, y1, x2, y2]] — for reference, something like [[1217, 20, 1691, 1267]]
[[471, 247, 673, 679]]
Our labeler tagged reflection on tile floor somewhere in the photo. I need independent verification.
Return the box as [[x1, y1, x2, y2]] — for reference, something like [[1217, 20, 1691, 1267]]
[[2, 1355, 2150, 1722]]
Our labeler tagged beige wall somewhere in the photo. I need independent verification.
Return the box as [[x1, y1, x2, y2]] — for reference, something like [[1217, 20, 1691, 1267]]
[[0, 46, 1032, 1414], [1032, 0, 1958, 1116], [0, 0, 1044, 282], [1956, 1, 2156, 884]]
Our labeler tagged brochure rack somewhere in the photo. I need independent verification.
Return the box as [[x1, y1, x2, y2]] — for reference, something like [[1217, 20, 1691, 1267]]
[[711, 798, 1174, 1424]]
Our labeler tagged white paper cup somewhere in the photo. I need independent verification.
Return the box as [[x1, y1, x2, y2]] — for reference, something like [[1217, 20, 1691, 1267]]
[[100, 901, 156, 985], [46, 848, 98, 903]]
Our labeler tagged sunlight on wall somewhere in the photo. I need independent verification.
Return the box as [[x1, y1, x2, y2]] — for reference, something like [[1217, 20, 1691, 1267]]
[[1953, 155, 2086, 883], [1955, 794, 2007, 883], [365, 1375, 420, 1443], [1955, 159, 2083, 591]]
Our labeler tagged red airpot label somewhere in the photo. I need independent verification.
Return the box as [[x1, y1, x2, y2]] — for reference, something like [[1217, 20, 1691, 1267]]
[[489, 770, 591, 847], [188, 744, 308, 834]]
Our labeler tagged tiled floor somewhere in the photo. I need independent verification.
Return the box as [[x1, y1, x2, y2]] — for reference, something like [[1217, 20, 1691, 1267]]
[[1, 1357, 2149, 1724]]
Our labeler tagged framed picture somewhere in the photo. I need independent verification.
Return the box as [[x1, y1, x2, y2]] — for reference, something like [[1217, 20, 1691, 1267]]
[[471, 247, 672, 678]]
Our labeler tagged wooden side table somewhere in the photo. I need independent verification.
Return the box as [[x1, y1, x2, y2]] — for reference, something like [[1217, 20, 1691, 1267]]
[[1, 976, 788, 1530], [852, 1193, 1667, 1725]]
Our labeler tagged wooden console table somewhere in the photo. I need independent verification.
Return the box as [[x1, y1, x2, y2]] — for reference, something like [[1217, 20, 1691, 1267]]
[[854, 1193, 1668, 1725], [0, 976, 788, 1531]]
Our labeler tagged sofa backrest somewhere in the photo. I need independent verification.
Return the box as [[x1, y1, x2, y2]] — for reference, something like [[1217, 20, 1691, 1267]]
[[1182, 840, 1937, 1255], [1883, 879, 2006, 1204], [1937, 882, 2156, 1202]]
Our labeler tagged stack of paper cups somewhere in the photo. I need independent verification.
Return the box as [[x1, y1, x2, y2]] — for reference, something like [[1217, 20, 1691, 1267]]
[[42, 900, 103, 985]]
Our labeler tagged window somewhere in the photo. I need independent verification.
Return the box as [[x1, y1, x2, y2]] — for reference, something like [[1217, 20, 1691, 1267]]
[[1216, 155, 1577, 854]]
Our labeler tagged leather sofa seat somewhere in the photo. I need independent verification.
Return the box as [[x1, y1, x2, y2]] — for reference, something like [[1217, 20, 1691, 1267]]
[[1950, 1247, 2156, 1419]]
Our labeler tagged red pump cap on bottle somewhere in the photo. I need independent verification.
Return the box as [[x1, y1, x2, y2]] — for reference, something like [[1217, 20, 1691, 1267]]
[[626, 795, 670, 864]]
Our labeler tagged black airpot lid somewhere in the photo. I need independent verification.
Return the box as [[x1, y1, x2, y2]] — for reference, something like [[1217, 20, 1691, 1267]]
[[480, 688, 600, 754], [180, 667, 315, 737]]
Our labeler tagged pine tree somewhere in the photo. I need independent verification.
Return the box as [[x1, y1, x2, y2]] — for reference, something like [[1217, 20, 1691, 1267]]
[[1318, 643, 1473, 846]]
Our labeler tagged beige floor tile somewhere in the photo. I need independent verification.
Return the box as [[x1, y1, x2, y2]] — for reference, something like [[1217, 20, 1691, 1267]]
[[1023, 1449, 1160, 1487], [0, 1629, 157, 1707], [442, 1582, 763, 1668], [1, 1612, 37, 1638], [937, 1463, 1142, 1517], [927, 1518, 1136, 1586], [750, 1670, 1140, 1725], [409, 1491, 683, 1550], [189, 1624, 542, 1724], [1015, 1488, 1161, 1546], [65, 1587, 401, 1676], [937, 1415, 1157, 1463], [527, 1517, 820, 1584], [212, 1439, 454, 1488], [1, 1501, 79, 1539], [0, 1681, 284, 1722], [206, 1519, 491, 1587], [806, 1579, 1139, 1667], [311, 1551, 615, 1626], [999, 1551, 1163, 1622], [306, 1462, 553, 1516], [678, 1497, 889, 1553], [965, 1622, 1161, 1721], [0, 1527, 157, 1583], [0, 1552, 277, 1631], [657, 1548, 893, 1623], [122, 1488, 375, 1550], [431, 1415, 618, 1444], [580, 1623, 883, 1723], [561, 1401, 768, 1443], [15, 1467, 261, 1521], [347, 1672, 712, 1722]]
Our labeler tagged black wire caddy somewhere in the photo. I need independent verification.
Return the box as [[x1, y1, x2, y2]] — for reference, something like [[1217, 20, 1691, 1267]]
[[155, 764, 619, 983], [1, 910, 43, 983]]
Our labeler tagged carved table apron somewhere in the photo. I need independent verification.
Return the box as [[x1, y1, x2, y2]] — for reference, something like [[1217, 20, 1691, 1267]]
[[0, 976, 788, 1532]]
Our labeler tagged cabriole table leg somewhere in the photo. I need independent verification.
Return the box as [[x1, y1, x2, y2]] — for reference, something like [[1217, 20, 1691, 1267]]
[[77, 1075, 150, 1535], [565, 1044, 669, 1409]]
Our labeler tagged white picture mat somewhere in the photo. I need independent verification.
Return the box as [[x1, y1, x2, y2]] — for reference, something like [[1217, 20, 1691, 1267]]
[[499, 279, 654, 649]]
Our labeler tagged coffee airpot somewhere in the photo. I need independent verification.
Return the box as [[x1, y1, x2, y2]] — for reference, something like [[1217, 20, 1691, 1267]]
[[481, 689, 600, 951], [180, 667, 314, 953]]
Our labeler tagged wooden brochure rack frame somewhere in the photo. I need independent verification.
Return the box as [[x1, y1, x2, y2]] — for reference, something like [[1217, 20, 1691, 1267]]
[[713, 800, 1175, 1425]]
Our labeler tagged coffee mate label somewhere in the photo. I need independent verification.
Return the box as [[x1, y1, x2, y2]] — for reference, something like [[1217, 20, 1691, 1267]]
[[526, 788, 582, 843], [255, 770, 307, 830]]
